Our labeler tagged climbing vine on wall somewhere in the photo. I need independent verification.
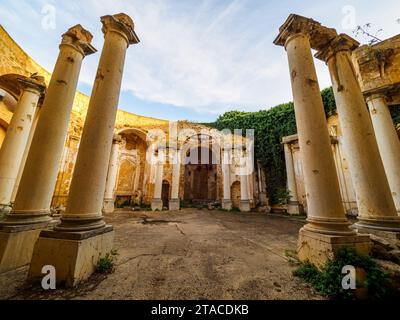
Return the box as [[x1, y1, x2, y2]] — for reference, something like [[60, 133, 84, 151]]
[[207, 88, 336, 204], [208, 88, 400, 204]]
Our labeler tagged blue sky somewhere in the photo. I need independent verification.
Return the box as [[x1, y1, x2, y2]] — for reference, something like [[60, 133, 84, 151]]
[[1, 0, 399, 122]]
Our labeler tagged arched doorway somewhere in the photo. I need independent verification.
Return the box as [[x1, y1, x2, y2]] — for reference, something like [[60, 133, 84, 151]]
[[162, 180, 170, 208], [115, 129, 148, 208], [184, 144, 218, 205], [231, 181, 241, 209]]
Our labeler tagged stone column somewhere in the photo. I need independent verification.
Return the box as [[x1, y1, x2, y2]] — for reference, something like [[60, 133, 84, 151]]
[[152, 152, 164, 211], [0, 75, 45, 214], [169, 148, 181, 211], [257, 161, 269, 207], [274, 16, 370, 267], [239, 155, 251, 212], [11, 102, 42, 204], [0, 25, 96, 274], [283, 143, 302, 215], [367, 94, 400, 215], [317, 35, 400, 237], [222, 148, 232, 211], [28, 14, 139, 287], [103, 135, 122, 214]]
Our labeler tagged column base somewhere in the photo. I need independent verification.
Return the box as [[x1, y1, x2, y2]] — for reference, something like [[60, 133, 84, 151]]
[[287, 201, 304, 216], [355, 216, 400, 233], [0, 204, 12, 221], [151, 199, 163, 212], [169, 199, 180, 211], [259, 193, 269, 206], [355, 220, 400, 244], [298, 228, 371, 269], [239, 200, 251, 213], [28, 226, 114, 288], [0, 220, 56, 274], [222, 200, 233, 211], [103, 199, 115, 214]]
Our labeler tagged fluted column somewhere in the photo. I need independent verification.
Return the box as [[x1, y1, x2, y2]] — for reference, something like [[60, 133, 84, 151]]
[[103, 135, 122, 214], [169, 148, 181, 211], [284, 143, 302, 215], [317, 35, 400, 234], [0, 75, 45, 213], [367, 94, 400, 215], [222, 148, 232, 211], [239, 155, 250, 212], [1, 25, 96, 229], [56, 14, 139, 232], [152, 152, 164, 211]]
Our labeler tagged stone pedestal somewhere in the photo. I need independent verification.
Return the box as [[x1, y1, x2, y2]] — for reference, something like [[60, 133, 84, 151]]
[[28, 226, 114, 287], [287, 201, 304, 216], [169, 198, 180, 211], [239, 200, 251, 213], [151, 199, 163, 212], [298, 228, 371, 268], [102, 200, 115, 215], [222, 199, 233, 211], [0, 226, 45, 274]]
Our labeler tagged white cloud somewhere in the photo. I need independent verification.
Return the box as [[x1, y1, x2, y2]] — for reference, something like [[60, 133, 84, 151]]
[[1, 0, 399, 117]]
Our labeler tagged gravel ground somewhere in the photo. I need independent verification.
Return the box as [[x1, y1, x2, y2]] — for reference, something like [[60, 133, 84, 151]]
[[0, 209, 323, 300]]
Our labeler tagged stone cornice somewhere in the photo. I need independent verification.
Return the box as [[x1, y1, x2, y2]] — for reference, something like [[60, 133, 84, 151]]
[[101, 13, 140, 46], [315, 34, 360, 62], [17, 74, 46, 95], [61, 24, 97, 56], [273, 14, 337, 51]]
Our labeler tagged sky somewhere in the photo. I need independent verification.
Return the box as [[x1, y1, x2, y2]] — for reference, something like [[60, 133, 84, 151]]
[[0, 0, 399, 122]]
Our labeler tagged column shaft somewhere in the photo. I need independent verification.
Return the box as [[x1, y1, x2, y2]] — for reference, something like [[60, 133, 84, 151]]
[[284, 143, 299, 202], [285, 34, 352, 235], [0, 79, 44, 211], [103, 136, 121, 214], [169, 149, 181, 211], [58, 17, 139, 232], [324, 45, 400, 232], [4, 26, 96, 227], [367, 95, 400, 214]]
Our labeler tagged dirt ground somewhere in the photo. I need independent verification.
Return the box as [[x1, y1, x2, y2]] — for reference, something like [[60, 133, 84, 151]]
[[0, 209, 323, 300]]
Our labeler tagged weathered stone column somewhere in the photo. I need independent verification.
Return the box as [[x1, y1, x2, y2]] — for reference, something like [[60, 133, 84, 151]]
[[0, 25, 96, 274], [222, 148, 232, 211], [257, 161, 269, 207], [283, 142, 302, 215], [28, 14, 139, 287], [274, 15, 370, 267], [169, 148, 181, 211], [239, 155, 251, 212], [367, 94, 400, 215], [103, 135, 122, 214], [316, 34, 400, 236], [0, 75, 45, 214], [152, 152, 164, 211]]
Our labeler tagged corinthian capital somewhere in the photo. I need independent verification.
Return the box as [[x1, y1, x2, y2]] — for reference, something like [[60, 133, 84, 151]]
[[101, 13, 140, 45], [61, 24, 97, 56]]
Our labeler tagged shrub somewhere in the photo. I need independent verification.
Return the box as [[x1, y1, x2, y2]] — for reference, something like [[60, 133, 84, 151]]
[[95, 250, 119, 274], [294, 247, 390, 300]]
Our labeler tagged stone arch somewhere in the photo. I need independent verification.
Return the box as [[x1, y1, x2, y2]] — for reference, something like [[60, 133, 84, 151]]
[[231, 181, 241, 209]]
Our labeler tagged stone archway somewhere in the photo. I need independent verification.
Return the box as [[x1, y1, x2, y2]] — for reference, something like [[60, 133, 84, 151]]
[[231, 181, 241, 209], [161, 180, 170, 208]]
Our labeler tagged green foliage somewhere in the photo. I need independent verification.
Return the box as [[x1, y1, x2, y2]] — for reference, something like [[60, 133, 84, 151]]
[[96, 250, 119, 274], [275, 188, 291, 205], [212, 88, 336, 204], [294, 247, 390, 300], [390, 105, 400, 126]]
